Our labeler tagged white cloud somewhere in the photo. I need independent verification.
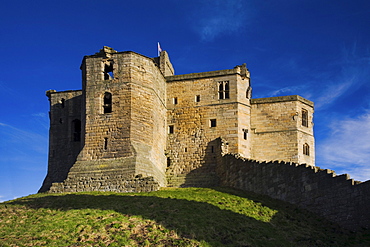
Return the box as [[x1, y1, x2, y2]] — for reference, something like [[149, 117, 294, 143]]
[[193, 0, 248, 41], [317, 110, 370, 181]]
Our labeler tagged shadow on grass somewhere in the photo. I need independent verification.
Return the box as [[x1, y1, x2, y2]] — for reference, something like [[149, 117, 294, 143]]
[[6, 188, 359, 247]]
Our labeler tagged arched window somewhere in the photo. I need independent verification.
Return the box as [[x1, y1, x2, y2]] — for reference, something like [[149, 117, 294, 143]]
[[103, 92, 112, 113], [72, 119, 81, 142], [303, 143, 310, 156], [218, 81, 230, 99], [302, 109, 308, 127]]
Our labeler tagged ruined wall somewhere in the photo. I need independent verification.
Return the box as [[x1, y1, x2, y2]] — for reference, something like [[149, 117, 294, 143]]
[[217, 151, 370, 231], [250, 95, 315, 166], [39, 90, 82, 192], [165, 66, 251, 186]]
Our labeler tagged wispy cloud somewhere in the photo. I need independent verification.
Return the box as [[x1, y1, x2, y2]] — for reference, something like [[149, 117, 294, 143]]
[[313, 43, 370, 110], [317, 110, 370, 181], [0, 122, 47, 155], [193, 0, 249, 41]]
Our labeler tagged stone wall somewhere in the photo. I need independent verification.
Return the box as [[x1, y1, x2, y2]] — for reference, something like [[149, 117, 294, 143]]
[[250, 95, 315, 166], [216, 147, 370, 231], [165, 66, 251, 186], [39, 90, 83, 192]]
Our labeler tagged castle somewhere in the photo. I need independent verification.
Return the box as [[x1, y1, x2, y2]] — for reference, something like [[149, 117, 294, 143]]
[[39, 46, 314, 193]]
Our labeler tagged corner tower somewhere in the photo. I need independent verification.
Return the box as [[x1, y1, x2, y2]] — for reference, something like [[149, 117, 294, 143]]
[[79, 47, 168, 186], [43, 47, 170, 192]]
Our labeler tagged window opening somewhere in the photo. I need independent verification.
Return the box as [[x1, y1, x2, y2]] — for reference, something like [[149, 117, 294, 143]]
[[243, 129, 248, 140], [104, 61, 114, 80], [168, 125, 174, 134], [167, 157, 171, 167], [184, 147, 187, 152], [103, 92, 112, 113], [218, 81, 230, 99], [195, 95, 201, 102], [302, 109, 308, 127], [104, 137, 108, 150], [173, 97, 178, 104], [61, 98, 65, 108], [72, 119, 81, 142], [303, 143, 310, 156], [246, 87, 252, 98], [210, 119, 217, 127], [211, 146, 214, 153]]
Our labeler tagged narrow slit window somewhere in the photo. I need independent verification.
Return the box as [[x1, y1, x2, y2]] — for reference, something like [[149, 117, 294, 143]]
[[167, 157, 171, 167], [210, 119, 217, 127], [211, 146, 214, 153], [103, 92, 112, 113], [168, 125, 174, 134], [243, 129, 248, 140], [104, 138, 108, 150], [302, 109, 308, 127], [72, 119, 81, 142], [61, 98, 65, 108], [303, 143, 310, 156], [173, 97, 178, 105], [195, 95, 201, 102]]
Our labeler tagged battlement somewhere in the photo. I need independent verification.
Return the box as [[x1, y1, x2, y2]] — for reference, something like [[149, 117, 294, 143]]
[[217, 150, 369, 231], [166, 64, 249, 82]]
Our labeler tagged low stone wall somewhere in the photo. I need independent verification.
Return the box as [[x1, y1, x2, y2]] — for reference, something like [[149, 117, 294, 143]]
[[49, 173, 159, 193], [217, 153, 370, 231]]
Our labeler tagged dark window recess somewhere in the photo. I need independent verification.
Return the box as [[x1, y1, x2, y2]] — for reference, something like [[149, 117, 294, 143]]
[[196, 95, 201, 102], [173, 97, 178, 104], [167, 157, 171, 167], [302, 109, 308, 127], [184, 147, 187, 152], [104, 61, 114, 80], [103, 92, 112, 113], [104, 137, 108, 150], [72, 119, 81, 142], [169, 125, 174, 134], [61, 98, 65, 108], [243, 129, 248, 140], [218, 81, 230, 99], [211, 146, 214, 153], [210, 119, 217, 127], [303, 143, 310, 156], [246, 86, 252, 98]]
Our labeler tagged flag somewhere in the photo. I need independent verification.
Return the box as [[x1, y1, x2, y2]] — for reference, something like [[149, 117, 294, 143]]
[[157, 42, 162, 56]]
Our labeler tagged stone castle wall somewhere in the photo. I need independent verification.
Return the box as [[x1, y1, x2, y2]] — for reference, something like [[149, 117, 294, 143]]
[[216, 148, 370, 231], [250, 95, 315, 165], [165, 67, 251, 186], [39, 90, 83, 192]]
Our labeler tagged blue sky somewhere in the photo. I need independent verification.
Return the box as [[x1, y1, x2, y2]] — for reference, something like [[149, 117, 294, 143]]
[[1, 0, 369, 202]]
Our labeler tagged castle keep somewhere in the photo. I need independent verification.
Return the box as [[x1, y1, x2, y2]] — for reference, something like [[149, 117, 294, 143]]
[[39, 46, 314, 193]]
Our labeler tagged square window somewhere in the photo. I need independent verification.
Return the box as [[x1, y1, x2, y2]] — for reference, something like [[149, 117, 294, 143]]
[[210, 119, 217, 127]]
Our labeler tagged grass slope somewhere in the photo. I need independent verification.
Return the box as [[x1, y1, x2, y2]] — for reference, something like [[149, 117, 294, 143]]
[[1, 187, 369, 246]]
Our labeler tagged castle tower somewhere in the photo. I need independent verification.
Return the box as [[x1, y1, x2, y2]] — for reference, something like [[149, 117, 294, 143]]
[[165, 64, 252, 186]]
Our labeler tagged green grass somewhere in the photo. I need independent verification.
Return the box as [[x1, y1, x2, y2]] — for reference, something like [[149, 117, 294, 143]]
[[1, 187, 370, 246]]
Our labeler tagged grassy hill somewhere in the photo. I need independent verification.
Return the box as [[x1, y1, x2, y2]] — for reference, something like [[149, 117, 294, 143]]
[[1, 187, 369, 246]]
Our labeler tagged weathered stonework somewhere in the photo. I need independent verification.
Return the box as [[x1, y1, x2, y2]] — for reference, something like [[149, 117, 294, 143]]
[[39, 46, 315, 193]]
